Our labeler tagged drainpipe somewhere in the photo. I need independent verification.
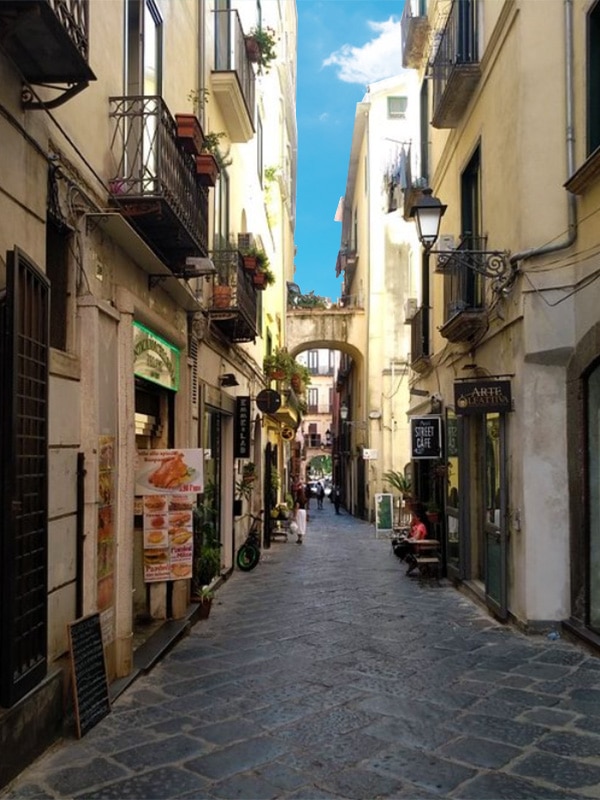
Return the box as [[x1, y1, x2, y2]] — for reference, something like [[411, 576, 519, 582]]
[[510, 0, 576, 267]]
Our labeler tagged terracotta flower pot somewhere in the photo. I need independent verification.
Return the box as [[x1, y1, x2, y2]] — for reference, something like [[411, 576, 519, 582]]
[[176, 114, 204, 155], [212, 284, 232, 309], [253, 271, 266, 289], [245, 36, 261, 63], [195, 153, 220, 187], [243, 255, 258, 272]]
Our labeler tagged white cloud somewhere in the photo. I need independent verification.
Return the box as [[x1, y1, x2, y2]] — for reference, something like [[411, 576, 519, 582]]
[[322, 17, 404, 85]]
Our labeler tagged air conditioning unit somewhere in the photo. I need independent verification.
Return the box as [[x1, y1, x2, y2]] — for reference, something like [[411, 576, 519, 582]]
[[403, 297, 418, 323]]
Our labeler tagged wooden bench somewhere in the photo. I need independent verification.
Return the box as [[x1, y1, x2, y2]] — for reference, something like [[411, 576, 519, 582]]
[[409, 540, 441, 582]]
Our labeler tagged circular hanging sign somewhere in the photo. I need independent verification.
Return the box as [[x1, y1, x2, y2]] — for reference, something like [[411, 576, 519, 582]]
[[280, 426, 295, 441], [256, 388, 281, 414]]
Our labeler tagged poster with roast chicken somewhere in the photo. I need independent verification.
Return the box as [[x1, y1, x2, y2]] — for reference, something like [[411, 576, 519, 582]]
[[137, 450, 201, 583], [135, 449, 203, 495]]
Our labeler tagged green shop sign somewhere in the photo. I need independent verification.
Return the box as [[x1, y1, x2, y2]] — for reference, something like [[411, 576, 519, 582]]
[[133, 322, 180, 391]]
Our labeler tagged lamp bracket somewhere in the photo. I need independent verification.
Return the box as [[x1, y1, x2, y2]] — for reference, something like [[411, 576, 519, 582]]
[[432, 248, 515, 288]]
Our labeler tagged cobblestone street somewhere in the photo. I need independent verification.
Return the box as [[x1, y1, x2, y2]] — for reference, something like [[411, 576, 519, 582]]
[[4, 504, 600, 799]]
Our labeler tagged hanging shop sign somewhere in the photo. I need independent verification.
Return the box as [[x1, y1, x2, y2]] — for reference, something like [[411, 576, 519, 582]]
[[454, 379, 512, 415], [235, 396, 251, 458], [256, 388, 281, 414], [133, 321, 180, 391], [410, 416, 443, 459]]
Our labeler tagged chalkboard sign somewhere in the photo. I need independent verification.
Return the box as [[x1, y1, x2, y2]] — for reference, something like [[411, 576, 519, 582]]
[[67, 613, 111, 737], [375, 493, 393, 538]]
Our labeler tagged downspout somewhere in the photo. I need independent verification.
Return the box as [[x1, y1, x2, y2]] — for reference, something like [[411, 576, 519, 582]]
[[510, 0, 576, 267]]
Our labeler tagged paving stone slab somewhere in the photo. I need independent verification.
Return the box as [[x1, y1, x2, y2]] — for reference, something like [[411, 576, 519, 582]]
[[437, 734, 522, 769], [363, 744, 476, 795], [183, 736, 289, 781], [455, 771, 588, 799], [510, 750, 600, 791]]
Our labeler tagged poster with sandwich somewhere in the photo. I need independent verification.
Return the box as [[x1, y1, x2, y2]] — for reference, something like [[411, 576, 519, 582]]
[[142, 492, 194, 583], [135, 449, 203, 495]]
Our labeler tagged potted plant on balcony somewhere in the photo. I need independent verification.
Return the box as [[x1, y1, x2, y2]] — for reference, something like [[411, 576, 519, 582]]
[[176, 112, 205, 155], [252, 256, 275, 290], [264, 348, 295, 382], [290, 363, 311, 395], [196, 131, 232, 187], [212, 257, 233, 309], [238, 244, 261, 273], [244, 26, 278, 74]]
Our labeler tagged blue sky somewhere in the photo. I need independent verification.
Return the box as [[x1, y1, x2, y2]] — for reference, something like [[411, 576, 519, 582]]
[[294, 0, 405, 301]]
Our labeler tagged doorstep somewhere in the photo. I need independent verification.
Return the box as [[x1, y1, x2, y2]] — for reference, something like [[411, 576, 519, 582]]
[[109, 602, 200, 703]]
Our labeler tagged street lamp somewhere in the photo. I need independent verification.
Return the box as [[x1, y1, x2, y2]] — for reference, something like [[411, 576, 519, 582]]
[[409, 188, 515, 288]]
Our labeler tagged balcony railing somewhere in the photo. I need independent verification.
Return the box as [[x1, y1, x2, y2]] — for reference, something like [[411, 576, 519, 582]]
[[438, 236, 487, 342], [410, 305, 430, 371], [108, 95, 208, 268], [304, 434, 322, 448], [401, 0, 430, 69], [431, 0, 480, 129], [208, 248, 258, 343], [212, 8, 255, 142], [0, 0, 95, 99]]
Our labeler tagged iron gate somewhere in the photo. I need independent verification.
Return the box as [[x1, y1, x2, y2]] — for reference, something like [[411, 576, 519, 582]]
[[0, 248, 49, 707]]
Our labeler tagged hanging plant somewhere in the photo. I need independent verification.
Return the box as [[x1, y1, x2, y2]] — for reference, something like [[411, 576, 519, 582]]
[[245, 26, 278, 74]]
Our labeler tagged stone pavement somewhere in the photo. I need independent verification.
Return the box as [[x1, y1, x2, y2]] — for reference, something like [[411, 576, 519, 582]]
[[4, 504, 600, 799]]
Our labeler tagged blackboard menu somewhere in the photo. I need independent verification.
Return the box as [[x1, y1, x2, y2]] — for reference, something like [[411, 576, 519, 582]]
[[68, 613, 111, 737]]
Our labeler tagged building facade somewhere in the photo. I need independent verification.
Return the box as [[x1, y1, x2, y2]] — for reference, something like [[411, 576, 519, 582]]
[[335, 74, 422, 520], [0, 0, 297, 784], [403, 0, 600, 643]]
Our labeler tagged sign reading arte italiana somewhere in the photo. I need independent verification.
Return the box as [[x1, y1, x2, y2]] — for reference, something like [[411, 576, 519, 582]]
[[133, 321, 180, 391], [454, 379, 512, 415]]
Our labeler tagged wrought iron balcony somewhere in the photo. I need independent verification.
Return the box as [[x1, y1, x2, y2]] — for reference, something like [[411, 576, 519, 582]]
[[438, 236, 487, 342], [304, 434, 322, 448], [208, 248, 258, 343], [401, 0, 429, 69], [211, 8, 255, 143], [431, 0, 480, 129], [108, 96, 209, 271], [410, 305, 431, 373], [0, 0, 95, 105]]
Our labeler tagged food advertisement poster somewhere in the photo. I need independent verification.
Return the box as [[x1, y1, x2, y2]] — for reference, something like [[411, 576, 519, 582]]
[[135, 449, 203, 495], [142, 493, 194, 583], [97, 436, 115, 625]]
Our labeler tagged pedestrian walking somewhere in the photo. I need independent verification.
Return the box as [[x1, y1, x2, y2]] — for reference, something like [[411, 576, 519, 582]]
[[333, 485, 341, 514], [316, 482, 325, 510], [293, 484, 308, 543]]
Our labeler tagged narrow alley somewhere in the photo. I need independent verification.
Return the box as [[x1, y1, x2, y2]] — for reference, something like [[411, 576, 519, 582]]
[[4, 504, 600, 800]]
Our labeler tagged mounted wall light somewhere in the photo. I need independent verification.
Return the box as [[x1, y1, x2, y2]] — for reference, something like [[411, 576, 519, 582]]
[[339, 402, 367, 428], [219, 373, 239, 387], [410, 189, 516, 289]]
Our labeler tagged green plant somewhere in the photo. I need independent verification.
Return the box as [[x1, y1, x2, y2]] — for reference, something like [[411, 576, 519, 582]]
[[194, 544, 221, 591], [201, 131, 233, 169], [246, 26, 278, 74], [264, 348, 295, 380], [187, 88, 210, 114], [383, 470, 412, 497], [258, 264, 276, 286], [198, 586, 214, 601], [290, 362, 311, 392], [264, 165, 278, 182]]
